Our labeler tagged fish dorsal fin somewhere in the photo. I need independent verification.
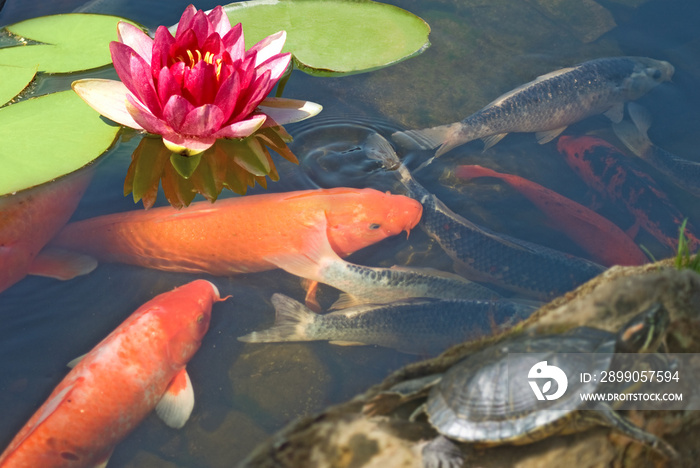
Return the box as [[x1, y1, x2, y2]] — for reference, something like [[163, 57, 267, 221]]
[[481, 133, 507, 150], [535, 126, 568, 145], [155, 368, 194, 429], [7, 383, 77, 455], [604, 103, 625, 123], [28, 248, 97, 280], [67, 353, 88, 369], [484, 66, 578, 109]]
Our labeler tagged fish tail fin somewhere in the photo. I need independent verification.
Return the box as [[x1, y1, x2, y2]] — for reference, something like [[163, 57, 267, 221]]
[[237, 294, 317, 343], [613, 102, 653, 157], [364, 133, 402, 170], [392, 123, 468, 157]]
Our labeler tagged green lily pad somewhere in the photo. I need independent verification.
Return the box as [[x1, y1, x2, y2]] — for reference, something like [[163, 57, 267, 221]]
[[223, 0, 430, 76], [0, 90, 120, 195], [0, 14, 140, 73], [0, 63, 37, 106]]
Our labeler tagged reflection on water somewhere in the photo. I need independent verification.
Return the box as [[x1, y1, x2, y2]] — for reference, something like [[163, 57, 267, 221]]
[[1, 0, 700, 466]]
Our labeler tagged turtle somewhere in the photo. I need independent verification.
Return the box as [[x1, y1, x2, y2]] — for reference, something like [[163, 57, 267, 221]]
[[371, 302, 677, 468]]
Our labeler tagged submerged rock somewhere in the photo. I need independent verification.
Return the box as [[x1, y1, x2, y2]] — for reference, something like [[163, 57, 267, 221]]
[[239, 260, 700, 468]]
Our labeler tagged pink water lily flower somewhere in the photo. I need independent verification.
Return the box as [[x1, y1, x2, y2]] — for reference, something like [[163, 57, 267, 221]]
[[73, 5, 321, 155]]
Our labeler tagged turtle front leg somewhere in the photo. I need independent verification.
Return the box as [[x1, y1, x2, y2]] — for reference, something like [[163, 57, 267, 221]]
[[422, 435, 465, 468], [583, 403, 678, 459]]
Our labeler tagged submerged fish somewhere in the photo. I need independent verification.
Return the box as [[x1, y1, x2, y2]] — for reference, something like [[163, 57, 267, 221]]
[[49, 188, 422, 276], [0, 169, 96, 294], [238, 293, 536, 355], [366, 133, 605, 300], [557, 135, 700, 253], [0, 280, 223, 467], [265, 216, 500, 310], [455, 165, 648, 266], [393, 57, 674, 157], [613, 102, 700, 197]]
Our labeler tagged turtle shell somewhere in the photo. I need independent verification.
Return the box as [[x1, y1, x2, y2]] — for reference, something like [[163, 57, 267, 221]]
[[425, 326, 616, 443]]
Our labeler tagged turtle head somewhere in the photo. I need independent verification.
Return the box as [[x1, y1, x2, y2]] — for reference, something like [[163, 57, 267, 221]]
[[615, 303, 670, 353]]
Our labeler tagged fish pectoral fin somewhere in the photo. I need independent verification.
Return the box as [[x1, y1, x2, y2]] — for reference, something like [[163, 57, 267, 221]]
[[604, 103, 625, 123], [28, 247, 97, 280], [67, 353, 88, 368], [156, 368, 195, 429], [535, 127, 567, 145], [330, 293, 365, 310], [329, 340, 366, 346], [481, 133, 507, 150]]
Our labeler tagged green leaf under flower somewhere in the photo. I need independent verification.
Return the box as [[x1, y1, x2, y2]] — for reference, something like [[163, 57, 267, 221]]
[[222, 0, 431, 76], [0, 90, 120, 195], [125, 126, 297, 209], [0, 14, 141, 73], [0, 63, 37, 106], [170, 152, 203, 179]]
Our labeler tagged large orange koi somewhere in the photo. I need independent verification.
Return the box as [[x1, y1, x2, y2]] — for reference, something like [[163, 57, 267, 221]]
[[49, 188, 422, 275], [0, 169, 95, 294], [0, 279, 223, 467]]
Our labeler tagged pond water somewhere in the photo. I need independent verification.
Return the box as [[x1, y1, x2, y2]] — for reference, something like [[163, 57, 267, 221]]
[[1, 0, 699, 466]]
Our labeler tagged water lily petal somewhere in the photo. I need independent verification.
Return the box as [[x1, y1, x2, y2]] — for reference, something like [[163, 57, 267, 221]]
[[214, 71, 241, 121], [184, 60, 217, 106], [189, 9, 213, 45], [163, 94, 195, 132], [128, 52, 162, 115], [152, 26, 175, 74], [180, 104, 225, 136], [255, 52, 292, 84], [207, 6, 232, 37], [232, 69, 271, 122], [222, 23, 244, 60], [117, 22, 153, 65], [157, 66, 181, 107], [72, 79, 143, 130], [213, 114, 267, 139], [111, 42, 161, 116], [248, 31, 287, 67], [163, 133, 216, 156], [175, 4, 198, 39], [259, 97, 323, 125], [126, 94, 172, 135]]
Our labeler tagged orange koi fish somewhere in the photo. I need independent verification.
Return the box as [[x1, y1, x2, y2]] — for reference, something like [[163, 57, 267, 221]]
[[0, 169, 96, 294], [0, 279, 223, 467], [455, 165, 648, 266], [49, 188, 422, 275], [557, 135, 699, 253]]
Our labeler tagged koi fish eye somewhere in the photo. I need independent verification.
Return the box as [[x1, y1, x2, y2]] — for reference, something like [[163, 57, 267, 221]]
[[196, 314, 205, 324], [369, 223, 381, 230], [651, 69, 662, 80]]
